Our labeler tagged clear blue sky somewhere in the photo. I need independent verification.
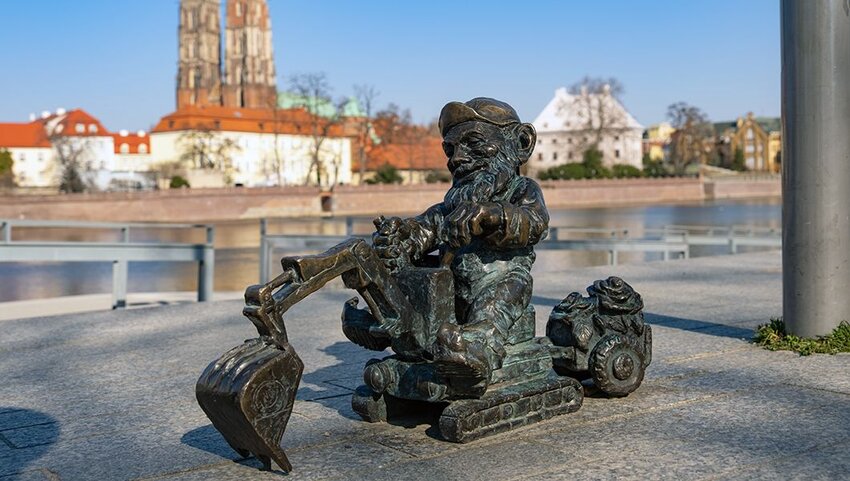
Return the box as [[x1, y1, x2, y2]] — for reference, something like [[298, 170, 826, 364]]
[[0, 0, 780, 132]]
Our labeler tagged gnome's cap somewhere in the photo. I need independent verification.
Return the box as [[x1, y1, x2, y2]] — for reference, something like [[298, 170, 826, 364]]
[[438, 97, 521, 137]]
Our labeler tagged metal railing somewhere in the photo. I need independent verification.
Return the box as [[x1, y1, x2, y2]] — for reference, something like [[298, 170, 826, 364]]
[[257, 219, 717, 283], [0, 220, 215, 309], [660, 224, 782, 254]]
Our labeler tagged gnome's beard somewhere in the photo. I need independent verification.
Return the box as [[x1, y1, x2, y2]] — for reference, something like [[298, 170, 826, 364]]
[[443, 153, 517, 211]]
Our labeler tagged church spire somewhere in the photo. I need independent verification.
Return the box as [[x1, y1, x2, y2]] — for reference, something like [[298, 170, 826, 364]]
[[223, 0, 277, 109], [177, 0, 223, 109]]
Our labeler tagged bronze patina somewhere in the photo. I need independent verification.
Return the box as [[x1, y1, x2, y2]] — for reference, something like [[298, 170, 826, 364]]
[[195, 98, 652, 473]]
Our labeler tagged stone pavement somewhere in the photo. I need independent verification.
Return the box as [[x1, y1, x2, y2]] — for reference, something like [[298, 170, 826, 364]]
[[1, 250, 848, 480]]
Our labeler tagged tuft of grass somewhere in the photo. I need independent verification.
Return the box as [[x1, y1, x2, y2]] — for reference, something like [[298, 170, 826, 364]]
[[753, 318, 850, 356]]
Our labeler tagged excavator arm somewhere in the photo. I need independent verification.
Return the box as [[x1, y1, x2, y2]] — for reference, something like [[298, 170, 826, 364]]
[[242, 238, 429, 357]]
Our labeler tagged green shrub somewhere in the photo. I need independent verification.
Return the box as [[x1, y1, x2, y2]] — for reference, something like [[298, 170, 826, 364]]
[[424, 170, 452, 183], [581, 148, 611, 178], [611, 164, 643, 178], [0, 150, 14, 188], [364, 163, 403, 184], [539, 163, 587, 180], [169, 175, 190, 189], [642, 155, 668, 177]]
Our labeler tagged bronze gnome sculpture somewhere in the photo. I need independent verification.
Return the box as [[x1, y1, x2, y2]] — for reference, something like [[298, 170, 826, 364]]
[[195, 98, 652, 473]]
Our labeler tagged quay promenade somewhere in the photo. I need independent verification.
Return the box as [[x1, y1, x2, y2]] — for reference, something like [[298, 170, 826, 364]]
[[2, 250, 848, 480]]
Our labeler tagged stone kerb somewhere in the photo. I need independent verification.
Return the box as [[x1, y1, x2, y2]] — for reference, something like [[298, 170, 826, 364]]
[[704, 176, 782, 200]]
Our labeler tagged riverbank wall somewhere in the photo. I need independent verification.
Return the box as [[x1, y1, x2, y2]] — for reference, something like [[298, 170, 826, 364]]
[[0, 176, 780, 222]]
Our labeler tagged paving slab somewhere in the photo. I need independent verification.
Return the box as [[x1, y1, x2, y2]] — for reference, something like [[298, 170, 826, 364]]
[[1, 250, 848, 480]]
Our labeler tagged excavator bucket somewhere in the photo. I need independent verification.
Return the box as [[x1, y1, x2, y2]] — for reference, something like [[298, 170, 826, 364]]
[[195, 238, 422, 473], [196, 338, 303, 472]]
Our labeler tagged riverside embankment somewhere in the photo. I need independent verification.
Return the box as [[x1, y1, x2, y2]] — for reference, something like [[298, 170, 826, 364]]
[[0, 176, 780, 222]]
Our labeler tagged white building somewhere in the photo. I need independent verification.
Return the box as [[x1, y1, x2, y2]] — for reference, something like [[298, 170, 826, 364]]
[[150, 106, 353, 187], [112, 130, 154, 172], [0, 120, 57, 187], [0, 108, 119, 188], [531, 87, 644, 176]]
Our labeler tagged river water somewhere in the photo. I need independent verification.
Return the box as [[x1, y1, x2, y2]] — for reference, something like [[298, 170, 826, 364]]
[[0, 198, 781, 303]]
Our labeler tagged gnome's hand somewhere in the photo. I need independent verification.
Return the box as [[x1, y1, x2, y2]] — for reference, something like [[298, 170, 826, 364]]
[[443, 202, 503, 248]]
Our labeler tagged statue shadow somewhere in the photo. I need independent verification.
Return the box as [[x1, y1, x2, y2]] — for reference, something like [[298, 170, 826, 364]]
[[180, 425, 273, 472], [0, 408, 60, 480], [297, 341, 445, 433], [644, 312, 754, 340]]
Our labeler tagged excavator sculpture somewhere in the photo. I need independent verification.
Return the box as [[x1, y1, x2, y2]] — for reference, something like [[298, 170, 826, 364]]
[[195, 98, 652, 473]]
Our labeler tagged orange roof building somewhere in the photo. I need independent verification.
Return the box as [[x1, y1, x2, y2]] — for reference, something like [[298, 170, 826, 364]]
[[149, 105, 355, 187]]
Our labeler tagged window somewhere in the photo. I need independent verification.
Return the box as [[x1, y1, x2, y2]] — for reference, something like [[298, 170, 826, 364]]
[[18, 153, 25, 162], [537, 153, 543, 161], [120, 143, 130, 154], [37, 152, 44, 162], [138, 144, 148, 154], [615, 149, 621, 158], [553, 152, 558, 161], [567, 138, 572, 144], [75, 123, 85, 133], [614, 135, 620, 141], [568, 152, 573, 160], [88, 124, 98, 134], [552, 138, 557, 144], [236, 2, 242, 17]]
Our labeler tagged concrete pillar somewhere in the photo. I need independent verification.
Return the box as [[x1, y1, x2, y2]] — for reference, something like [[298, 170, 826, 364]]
[[781, 0, 850, 337]]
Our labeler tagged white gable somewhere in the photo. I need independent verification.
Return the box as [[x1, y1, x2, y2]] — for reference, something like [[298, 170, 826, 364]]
[[533, 88, 643, 133]]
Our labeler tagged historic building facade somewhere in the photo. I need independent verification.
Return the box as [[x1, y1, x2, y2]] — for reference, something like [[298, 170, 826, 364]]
[[150, 106, 352, 187], [642, 122, 674, 161], [177, 0, 276, 110], [715, 113, 781, 172], [530, 87, 643, 177], [0, 109, 154, 189]]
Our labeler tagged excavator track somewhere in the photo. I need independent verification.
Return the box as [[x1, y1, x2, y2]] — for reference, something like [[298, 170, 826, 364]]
[[439, 375, 583, 443]]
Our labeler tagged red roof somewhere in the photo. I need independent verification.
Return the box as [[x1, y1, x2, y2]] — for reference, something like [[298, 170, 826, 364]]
[[111, 132, 150, 154], [0, 122, 51, 148], [151, 105, 352, 137], [40, 109, 110, 137], [356, 136, 446, 172]]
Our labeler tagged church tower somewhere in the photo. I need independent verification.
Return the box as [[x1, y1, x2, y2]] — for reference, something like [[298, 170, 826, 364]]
[[177, 0, 222, 109], [223, 0, 277, 109]]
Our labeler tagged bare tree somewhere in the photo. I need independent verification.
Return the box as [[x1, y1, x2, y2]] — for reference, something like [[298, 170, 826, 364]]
[[354, 84, 379, 183], [564, 76, 628, 153], [287, 72, 345, 187], [178, 128, 240, 173], [666, 102, 714, 174], [49, 133, 96, 193], [266, 93, 284, 186]]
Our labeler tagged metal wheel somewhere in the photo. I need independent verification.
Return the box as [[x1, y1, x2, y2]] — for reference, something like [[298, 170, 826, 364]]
[[589, 334, 645, 397]]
